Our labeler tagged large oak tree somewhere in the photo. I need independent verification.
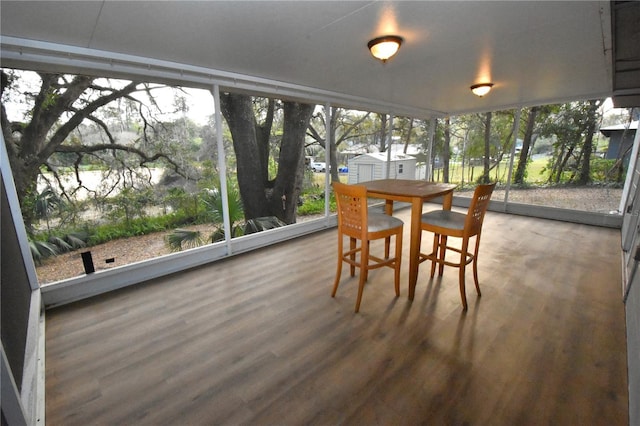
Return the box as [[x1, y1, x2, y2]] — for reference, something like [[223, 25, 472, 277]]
[[1, 70, 183, 229], [2, 70, 315, 231], [219, 93, 314, 224]]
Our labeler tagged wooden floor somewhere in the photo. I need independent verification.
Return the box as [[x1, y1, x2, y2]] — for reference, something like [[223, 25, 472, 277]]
[[45, 206, 629, 425]]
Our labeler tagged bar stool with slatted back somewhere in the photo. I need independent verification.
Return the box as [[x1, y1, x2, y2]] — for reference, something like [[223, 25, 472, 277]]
[[331, 181, 404, 313], [419, 183, 495, 310]]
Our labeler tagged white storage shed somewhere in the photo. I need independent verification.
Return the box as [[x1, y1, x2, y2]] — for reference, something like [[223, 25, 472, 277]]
[[347, 152, 417, 184]]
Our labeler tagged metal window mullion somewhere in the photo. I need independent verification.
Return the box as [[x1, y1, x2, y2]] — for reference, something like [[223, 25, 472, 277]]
[[504, 108, 521, 207], [386, 114, 393, 179], [324, 102, 331, 218], [212, 84, 232, 254]]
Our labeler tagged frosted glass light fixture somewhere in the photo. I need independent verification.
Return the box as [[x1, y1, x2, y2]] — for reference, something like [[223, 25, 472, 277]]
[[470, 83, 494, 97], [368, 36, 403, 63]]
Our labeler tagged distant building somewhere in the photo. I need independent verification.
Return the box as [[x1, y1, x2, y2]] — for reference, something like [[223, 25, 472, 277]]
[[347, 152, 416, 184], [600, 121, 638, 166]]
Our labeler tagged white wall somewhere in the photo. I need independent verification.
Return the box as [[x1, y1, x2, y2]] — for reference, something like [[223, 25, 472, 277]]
[[347, 156, 416, 183]]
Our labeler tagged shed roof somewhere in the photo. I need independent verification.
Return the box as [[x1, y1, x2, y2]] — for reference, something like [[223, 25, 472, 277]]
[[600, 121, 639, 136], [352, 152, 416, 162]]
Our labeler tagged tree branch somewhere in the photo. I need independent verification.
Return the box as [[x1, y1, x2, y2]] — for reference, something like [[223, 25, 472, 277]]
[[39, 80, 141, 161], [54, 143, 185, 175]]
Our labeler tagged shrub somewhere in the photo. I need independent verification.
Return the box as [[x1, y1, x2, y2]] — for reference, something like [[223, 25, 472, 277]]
[[590, 158, 619, 183]]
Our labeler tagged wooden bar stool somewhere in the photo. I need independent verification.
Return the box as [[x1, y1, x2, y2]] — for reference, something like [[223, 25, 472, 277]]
[[419, 183, 495, 310], [331, 182, 404, 313]]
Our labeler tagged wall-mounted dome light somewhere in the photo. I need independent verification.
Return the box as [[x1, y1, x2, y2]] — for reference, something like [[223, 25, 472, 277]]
[[470, 83, 494, 97], [368, 35, 403, 63]]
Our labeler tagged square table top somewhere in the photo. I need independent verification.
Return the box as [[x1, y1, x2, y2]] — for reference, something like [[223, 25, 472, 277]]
[[361, 179, 457, 200]]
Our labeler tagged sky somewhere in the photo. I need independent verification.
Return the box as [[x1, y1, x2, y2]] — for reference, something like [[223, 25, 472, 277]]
[[2, 70, 215, 126]]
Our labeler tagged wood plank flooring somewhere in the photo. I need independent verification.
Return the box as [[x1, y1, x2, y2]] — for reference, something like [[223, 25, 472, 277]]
[[45, 206, 629, 425]]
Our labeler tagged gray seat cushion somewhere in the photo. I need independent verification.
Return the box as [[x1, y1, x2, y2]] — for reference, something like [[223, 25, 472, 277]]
[[421, 210, 466, 230], [368, 212, 403, 233]]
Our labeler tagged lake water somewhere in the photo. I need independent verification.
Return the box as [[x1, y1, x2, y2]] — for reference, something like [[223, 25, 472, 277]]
[[38, 168, 165, 201]]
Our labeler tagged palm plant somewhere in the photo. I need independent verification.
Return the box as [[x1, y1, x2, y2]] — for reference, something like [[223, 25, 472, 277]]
[[28, 187, 91, 264], [34, 186, 64, 233], [202, 183, 245, 239], [48, 231, 89, 251], [166, 181, 242, 251], [29, 240, 59, 265], [165, 228, 205, 251], [166, 181, 286, 251]]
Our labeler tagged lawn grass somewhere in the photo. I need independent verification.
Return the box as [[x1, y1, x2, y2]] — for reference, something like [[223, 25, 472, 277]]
[[444, 156, 550, 186], [310, 157, 552, 188]]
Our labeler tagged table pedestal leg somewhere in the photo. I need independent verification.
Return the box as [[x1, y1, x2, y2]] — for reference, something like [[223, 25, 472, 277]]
[[384, 199, 393, 258]]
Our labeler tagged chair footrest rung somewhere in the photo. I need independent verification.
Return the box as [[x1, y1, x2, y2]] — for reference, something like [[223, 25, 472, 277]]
[[341, 254, 397, 270], [419, 247, 474, 267]]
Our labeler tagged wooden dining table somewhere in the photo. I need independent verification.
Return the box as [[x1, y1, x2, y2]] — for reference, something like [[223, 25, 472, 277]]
[[361, 179, 457, 300]]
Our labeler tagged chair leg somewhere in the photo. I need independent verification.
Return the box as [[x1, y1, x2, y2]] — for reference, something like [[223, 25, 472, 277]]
[[349, 237, 356, 277], [472, 259, 481, 297], [438, 235, 447, 276], [430, 233, 439, 278], [355, 239, 370, 312], [354, 272, 366, 313], [394, 231, 402, 297], [363, 241, 370, 282], [459, 238, 469, 310], [332, 235, 344, 297], [385, 236, 390, 259], [472, 237, 482, 297]]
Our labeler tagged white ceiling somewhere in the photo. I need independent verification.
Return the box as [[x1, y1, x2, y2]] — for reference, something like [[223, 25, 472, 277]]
[[0, 1, 616, 117]]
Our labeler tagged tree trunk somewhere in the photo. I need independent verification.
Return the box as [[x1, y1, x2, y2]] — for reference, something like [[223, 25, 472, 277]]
[[271, 101, 314, 223], [220, 93, 270, 219], [329, 107, 340, 183], [443, 118, 451, 183], [378, 113, 387, 151], [221, 93, 313, 224], [577, 100, 600, 185], [555, 140, 577, 184], [256, 99, 275, 185], [403, 118, 414, 154], [514, 106, 539, 185], [482, 112, 492, 183]]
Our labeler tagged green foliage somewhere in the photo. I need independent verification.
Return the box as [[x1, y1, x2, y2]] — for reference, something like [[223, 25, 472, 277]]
[[166, 228, 205, 252], [268, 157, 279, 180], [166, 179, 247, 249], [63, 231, 89, 249], [200, 181, 244, 225], [297, 194, 325, 215], [88, 213, 192, 246], [28, 230, 89, 264], [22, 186, 67, 235], [297, 187, 336, 215], [48, 235, 76, 253], [34, 186, 64, 220], [165, 179, 293, 250], [164, 187, 199, 220], [29, 240, 59, 265], [590, 158, 621, 183], [244, 216, 287, 234], [104, 187, 155, 224]]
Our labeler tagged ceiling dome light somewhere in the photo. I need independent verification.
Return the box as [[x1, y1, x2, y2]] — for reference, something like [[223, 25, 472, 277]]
[[368, 36, 403, 63], [470, 83, 494, 97]]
